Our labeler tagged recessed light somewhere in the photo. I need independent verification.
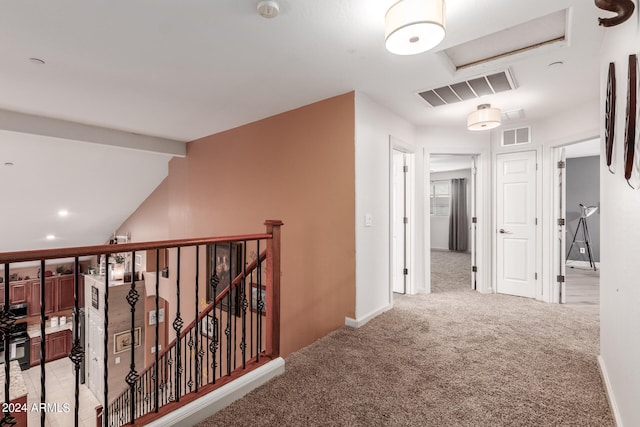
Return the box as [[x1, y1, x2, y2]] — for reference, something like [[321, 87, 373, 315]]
[[46, 234, 56, 241], [548, 61, 564, 68], [58, 209, 69, 217], [3, 162, 14, 167], [29, 57, 45, 65]]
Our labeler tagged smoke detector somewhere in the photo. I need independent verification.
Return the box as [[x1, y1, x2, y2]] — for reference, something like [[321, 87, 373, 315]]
[[257, 1, 280, 19]]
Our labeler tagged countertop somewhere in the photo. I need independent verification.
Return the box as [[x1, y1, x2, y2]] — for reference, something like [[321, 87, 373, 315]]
[[0, 361, 27, 401], [27, 322, 72, 339]]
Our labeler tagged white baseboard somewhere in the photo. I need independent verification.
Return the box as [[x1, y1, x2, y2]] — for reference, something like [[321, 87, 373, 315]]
[[598, 355, 623, 427], [345, 304, 392, 328], [146, 357, 285, 427]]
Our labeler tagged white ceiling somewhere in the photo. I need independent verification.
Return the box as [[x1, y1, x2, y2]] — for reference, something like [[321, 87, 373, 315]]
[[0, 0, 606, 252]]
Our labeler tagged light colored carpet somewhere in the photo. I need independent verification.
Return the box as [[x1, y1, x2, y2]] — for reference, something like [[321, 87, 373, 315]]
[[197, 251, 612, 427]]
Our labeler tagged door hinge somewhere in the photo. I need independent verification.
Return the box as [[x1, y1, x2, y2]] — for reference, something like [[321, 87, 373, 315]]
[[403, 165, 409, 173], [535, 272, 538, 280], [557, 160, 566, 169], [535, 218, 538, 225], [536, 163, 539, 170], [557, 275, 565, 282], [403, 268, 409, 275], [472, 266, 478, 272], [557, 218, 565, 226], [403, 217, 409, 224], [472, 217, 477, 223]]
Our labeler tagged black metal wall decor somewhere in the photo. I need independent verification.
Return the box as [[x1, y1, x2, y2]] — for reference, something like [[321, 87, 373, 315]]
[[605, 62, 616, 172], [624, 54, 638, 187], [595, 0, 635, 27]]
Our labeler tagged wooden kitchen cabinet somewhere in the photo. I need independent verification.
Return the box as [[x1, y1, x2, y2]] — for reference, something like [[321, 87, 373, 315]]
[[30, 329, 72, 366], [27, 275, 84, 316], [29, 279, 55, 316], [0, 281, 30, 305]]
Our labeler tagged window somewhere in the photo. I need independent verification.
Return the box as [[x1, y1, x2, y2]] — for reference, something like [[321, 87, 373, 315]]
[[430, 181, 450, 216]]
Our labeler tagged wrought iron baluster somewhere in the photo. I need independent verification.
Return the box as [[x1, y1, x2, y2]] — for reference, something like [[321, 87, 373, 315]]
[[104, 254, 110, 427], [173, 247, 183, 402], [242, 242, 249, 368], [125, 251, 140, 424], [187, 329, 194, 392], [154, 248, 160, 413], [209, 243, 219, 383], [256, 240, 261, 362], [40, 260, 46, 427], [69, 257, 85, 427], [1, 264, 16, 426], [194, 246, 201, 392], [226, 243, 232, 375]]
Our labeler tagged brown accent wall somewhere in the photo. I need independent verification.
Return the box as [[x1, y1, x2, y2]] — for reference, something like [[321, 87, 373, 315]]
[[118, 93, 356, 357]]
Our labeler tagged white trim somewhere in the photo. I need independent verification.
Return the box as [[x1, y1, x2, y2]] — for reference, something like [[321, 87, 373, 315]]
[[145, 358, 285, 427], [598, 355, 623, 427], [345, 303, 392, 328]]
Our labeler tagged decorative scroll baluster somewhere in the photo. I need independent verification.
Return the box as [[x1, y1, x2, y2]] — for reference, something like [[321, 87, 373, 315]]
[[256, 241, 261, 362], [240, 242, 248, 369], [1, 264, 16, 427], [173, 247, 183, 402], [226, 243, 232, 375], [125, 251, 140, 424], [194, 246, 201, 392], [69, 257, 85, 427], [209, 244, 219, 383], [40, 260, 46, 427]]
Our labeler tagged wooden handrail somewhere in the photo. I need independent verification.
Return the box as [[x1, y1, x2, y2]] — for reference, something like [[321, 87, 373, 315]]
[[0, 233, 272, 264]]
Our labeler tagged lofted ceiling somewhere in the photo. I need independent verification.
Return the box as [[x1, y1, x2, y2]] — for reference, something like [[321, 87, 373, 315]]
[[0, 0, 606, 252]]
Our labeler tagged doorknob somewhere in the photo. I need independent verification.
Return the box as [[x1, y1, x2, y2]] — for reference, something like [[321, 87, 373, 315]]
[[499, 229, 512, 234]]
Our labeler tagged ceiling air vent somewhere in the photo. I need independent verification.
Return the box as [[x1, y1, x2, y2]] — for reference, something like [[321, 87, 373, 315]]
[[418, 69, 516, 107], [502, 126, 531, 147]]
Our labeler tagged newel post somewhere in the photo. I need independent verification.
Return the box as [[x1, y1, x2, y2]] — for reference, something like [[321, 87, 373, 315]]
[[264, 220, 283, 358]]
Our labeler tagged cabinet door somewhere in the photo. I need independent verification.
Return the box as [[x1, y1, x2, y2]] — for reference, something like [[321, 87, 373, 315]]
[[57, 276, 75, 311], [10, 282, 28, 304], [30, 279, 55, 316], [47, 331, 69, 362], [30, 337, 41, 367]]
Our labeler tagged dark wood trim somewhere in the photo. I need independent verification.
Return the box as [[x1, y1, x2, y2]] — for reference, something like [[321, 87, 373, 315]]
[[0, 233, 272, 264]]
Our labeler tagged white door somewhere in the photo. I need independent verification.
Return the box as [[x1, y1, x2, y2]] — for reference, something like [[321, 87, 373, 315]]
[[392, 149, 406, 294], [556, 148, 567, 303], [496, 151, 537, 298], [87, 310, 104, 402], [471, 157, 477, 290]]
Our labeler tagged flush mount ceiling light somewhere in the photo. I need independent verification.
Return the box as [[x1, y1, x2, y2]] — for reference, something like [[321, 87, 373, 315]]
[[385, 0, 446, 55], [257, 0, 279, 19], [467, 104, 502, 131]]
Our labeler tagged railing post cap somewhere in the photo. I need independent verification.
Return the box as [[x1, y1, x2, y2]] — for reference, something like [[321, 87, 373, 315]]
[[264, 220, 284, 226]]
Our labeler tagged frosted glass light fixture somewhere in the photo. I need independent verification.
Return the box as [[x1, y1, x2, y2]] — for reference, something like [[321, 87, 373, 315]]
[[385, 0, 446, 55], [467, 104, 502, 131]]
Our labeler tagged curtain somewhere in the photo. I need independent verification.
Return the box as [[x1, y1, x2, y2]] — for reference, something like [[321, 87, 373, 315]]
[[449, 178, 468, 252]]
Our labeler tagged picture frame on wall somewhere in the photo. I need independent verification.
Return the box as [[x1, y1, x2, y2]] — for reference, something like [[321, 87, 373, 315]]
[[114, 327, 141, 354], [206, 242, 242, 316]]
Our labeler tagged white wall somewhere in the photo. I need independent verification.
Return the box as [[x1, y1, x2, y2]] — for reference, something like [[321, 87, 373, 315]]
[[429, 168, 472, 250], [353, 92, 420, 324], [597, 22, 640, 427]]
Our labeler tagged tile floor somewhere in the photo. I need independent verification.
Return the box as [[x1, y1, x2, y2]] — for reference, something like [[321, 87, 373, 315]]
[[22, 358, 100, 427]]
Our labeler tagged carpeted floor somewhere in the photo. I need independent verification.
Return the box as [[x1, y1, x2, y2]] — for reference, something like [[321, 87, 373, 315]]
[[197, 251, 612, 427]]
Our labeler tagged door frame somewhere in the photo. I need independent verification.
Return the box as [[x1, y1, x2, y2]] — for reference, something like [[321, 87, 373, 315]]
[[389, 137, 415, 300], [424, 149, 489, 294], [493, 149, 541, 298]]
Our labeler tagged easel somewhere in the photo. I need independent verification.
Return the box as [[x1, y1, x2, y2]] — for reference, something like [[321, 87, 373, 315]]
[[566, 204, 598, 271]]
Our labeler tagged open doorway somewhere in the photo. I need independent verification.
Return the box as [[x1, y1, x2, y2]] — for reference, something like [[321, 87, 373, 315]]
[[556, 139, 600, 308], [429, 155, 476, 293]]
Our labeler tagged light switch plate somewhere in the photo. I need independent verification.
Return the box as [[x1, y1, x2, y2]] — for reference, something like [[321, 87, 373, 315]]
[[365, 214, 373, 227]]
